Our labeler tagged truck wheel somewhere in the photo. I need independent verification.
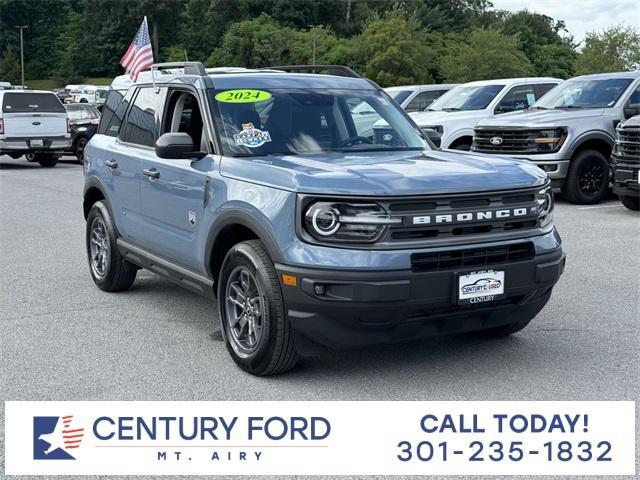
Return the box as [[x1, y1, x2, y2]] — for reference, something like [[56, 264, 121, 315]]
[[450, 140, 471, 151], [620, 195, 640, 211], [563, 149, 609, 204], [25, 152, 36, 162], [218, 240, 298, 376], [86, 201, 137, 292], [74, 137, 87, 164], [479, 320, 531, 337], [36, 154, 58, 168]]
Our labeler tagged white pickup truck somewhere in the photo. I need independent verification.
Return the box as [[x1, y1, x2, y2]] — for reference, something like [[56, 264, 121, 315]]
[[0, 90, 71, 167]]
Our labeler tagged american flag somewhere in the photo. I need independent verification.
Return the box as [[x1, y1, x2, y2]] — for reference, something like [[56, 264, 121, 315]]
[[120, 16, 154, 81]]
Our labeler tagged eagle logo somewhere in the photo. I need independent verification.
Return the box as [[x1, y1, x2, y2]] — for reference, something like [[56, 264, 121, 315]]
[[34, 415, 84, 460]]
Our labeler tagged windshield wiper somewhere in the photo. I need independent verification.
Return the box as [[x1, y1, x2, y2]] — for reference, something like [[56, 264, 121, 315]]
[[554, 105, 583, 109], [531, 106, 549, 110], [442, 107, 462, 111]]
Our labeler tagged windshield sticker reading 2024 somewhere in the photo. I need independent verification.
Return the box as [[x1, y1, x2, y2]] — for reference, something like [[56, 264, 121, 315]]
[[215, 89, 272, 103]]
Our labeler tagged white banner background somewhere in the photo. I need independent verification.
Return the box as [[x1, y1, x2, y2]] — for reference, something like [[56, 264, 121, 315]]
[[4, 401, 636, 476]]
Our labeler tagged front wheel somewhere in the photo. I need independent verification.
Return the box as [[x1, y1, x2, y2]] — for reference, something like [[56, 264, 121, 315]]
[[620, 195, 640, 211], [218, 240, 298, 376], [562, 149, 609, 204]]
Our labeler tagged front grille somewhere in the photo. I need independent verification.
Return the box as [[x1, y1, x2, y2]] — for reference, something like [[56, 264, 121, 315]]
[[380, 188, 541, 245], [411, 242, 535, 273], [472, 128, 557, 154], [612, 125, 640, 163]]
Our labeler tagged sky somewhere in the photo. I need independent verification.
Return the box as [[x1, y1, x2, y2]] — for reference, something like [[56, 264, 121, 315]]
[[490, 0, 640, 44]]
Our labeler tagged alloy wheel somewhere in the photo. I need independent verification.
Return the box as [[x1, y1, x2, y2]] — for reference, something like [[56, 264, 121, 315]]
[[578, 158, 606, 197], [89, 217, 109, 278], [224, 266, 265, 354]]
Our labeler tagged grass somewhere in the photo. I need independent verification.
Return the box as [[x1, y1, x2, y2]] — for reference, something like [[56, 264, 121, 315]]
[[25, 77, 113, 90]]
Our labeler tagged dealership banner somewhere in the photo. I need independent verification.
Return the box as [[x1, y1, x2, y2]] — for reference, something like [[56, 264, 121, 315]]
[[4, 401, 635, 476]]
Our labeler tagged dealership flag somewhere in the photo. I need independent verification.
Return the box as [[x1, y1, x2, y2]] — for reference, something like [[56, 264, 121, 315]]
[[119, 16, 154, 81]]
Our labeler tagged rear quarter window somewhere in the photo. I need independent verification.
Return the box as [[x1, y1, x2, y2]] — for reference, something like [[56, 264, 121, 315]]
[[2, 92, 65, 113], [98, 90, 129, 137]]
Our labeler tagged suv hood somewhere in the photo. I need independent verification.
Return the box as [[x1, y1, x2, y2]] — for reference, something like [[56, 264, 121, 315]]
[[219, 150, 547, 196], [476, 108, 605, 127], [409, 109, 488, 127]]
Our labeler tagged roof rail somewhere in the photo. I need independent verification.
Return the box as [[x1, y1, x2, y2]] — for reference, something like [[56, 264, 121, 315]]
[[265, 65, 361, 78], [150, 61, 207, 76]]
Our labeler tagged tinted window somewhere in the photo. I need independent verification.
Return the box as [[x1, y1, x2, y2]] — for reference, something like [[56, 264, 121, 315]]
[[496, 84, 537, 113], [628, 84, 640, 106], [536, 83, 558, 98], [98, 90, 128, 137], [162, 90, 205, 150], [2, 92, 65, 113], [386, 90, 412, 105], [121, 87, 161, 147], [405, 90, 448, 112]]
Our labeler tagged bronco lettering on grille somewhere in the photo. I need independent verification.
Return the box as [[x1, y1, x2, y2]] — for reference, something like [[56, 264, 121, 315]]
[[412, 207, 534, 225]]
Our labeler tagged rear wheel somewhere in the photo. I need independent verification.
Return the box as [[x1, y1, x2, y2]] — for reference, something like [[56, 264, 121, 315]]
[[86, 201, 137, 291], [620, 195, 640, 211], [35, 154, 58, 168], [74, 137, 87, 164], [562, 149, 609, 204], [218, 240, 298, 376]]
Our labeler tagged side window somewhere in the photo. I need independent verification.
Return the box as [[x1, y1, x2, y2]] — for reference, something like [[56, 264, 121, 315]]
[[535, 83, 558, 100], [628, 83, 640, 106], [98, 90, 130, 137], [405, 90, 447, 112], [120, 87, 163, 147], [496, 84, 537, 113], [162, 90, 206, 150]]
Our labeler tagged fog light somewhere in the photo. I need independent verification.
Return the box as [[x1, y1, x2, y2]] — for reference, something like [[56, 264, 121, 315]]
[[314, 284, 326, 296]]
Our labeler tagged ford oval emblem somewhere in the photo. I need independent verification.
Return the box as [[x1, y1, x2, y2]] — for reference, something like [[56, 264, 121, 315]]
[[32, 121, 41, 126], [489, 136, 503, 145]]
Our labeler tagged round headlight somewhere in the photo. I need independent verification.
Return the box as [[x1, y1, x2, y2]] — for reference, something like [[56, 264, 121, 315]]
[[310, 205, 340, 236]]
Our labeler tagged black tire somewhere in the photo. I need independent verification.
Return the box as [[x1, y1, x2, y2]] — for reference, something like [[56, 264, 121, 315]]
[[562, 149, 609, 204], [478, 320, 531, 338], [620, 195, 640, 211], [36, 154, 58, 168], [25, 152, 36, 162], [85, 201, 137, 292], [74, 137, 87, 164], [218, 240, 298, 376]]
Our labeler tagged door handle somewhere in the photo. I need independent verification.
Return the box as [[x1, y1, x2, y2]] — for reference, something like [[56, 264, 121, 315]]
[[143, 168, 160, 179], [105, 159, 118, 169]]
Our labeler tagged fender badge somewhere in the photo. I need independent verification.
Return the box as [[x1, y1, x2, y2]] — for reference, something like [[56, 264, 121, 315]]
[[188, 211, 197, 226]]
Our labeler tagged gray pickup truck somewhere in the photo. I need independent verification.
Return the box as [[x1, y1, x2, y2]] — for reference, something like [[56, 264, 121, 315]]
[[472, 72, 640, 204], [611, 115, 640, 210]]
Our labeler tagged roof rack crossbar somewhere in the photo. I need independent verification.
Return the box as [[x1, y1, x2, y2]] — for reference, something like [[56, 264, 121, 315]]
[[264, 65, 360, 78], [150, 61, 207, 76]]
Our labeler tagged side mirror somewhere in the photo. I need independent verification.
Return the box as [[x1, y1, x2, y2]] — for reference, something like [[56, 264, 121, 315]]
[[623, 104, 640, 119], [155, 132, 206, 160], [422, 128, 442, 148]]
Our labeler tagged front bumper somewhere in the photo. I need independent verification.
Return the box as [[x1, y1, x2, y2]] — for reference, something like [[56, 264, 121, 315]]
[[0, 136, 71, 153], [612, 163, 640, 198], [276, 247, 565, 352]]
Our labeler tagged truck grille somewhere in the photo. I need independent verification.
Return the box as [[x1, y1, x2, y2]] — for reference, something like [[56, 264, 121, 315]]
[[612, 125, 640, 163], [411, 242, 534, 272], [472, 128, 556, 154]]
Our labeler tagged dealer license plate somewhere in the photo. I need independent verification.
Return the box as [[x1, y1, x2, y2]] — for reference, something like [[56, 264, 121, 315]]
[[457, 269, 505, 305], [30, 139, 44, 148]]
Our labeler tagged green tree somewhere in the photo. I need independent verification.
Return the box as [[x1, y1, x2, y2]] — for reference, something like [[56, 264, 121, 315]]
[[440, 28, 534, 82], [52, 9, 84, 86], [0, 46, 21, 83], [575, 25, 640, 74], [354, 13, 434, 86]]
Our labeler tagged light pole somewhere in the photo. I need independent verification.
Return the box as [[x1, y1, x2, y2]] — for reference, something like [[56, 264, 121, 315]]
[[15, 25, 28, 87]]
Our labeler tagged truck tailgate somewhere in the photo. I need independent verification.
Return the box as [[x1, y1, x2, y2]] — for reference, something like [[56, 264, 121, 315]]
[[3, 112, 68, 138]]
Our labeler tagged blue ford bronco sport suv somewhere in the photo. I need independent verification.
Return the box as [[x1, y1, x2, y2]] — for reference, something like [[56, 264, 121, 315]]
[[83, 63, 565, 375]]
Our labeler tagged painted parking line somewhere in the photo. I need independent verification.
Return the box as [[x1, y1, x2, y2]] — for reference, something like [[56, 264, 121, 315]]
[[578, 204, 623, 210]]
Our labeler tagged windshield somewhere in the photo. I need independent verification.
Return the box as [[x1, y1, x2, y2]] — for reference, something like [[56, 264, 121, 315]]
[[533, 78, 633, 109], [209, 88, 428, 157], [428, 84, 505, 111], [385, 89, 412, 105], [65, 105, 100, 120]]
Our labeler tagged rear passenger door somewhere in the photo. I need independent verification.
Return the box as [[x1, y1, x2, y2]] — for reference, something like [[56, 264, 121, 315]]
[[113, 86, 164, 243], [139, 87, 212, 272]]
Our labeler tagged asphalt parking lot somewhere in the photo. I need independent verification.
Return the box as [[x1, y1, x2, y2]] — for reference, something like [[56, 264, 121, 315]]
[[1, 156, 638, 479]]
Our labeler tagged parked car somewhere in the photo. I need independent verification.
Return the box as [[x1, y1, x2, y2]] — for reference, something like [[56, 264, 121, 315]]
[[0, 90, 71, 167], [0, 81, 12, 90], [406, 78, 562, 150], [65, 103, 100, 163], [54, 88, 72, 103], [472, 72, 640, 204], [83, 62, 564, 375], [611, 114, 640, 211], [385, 84, 458, 112], [72, 85, 109, 105]]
